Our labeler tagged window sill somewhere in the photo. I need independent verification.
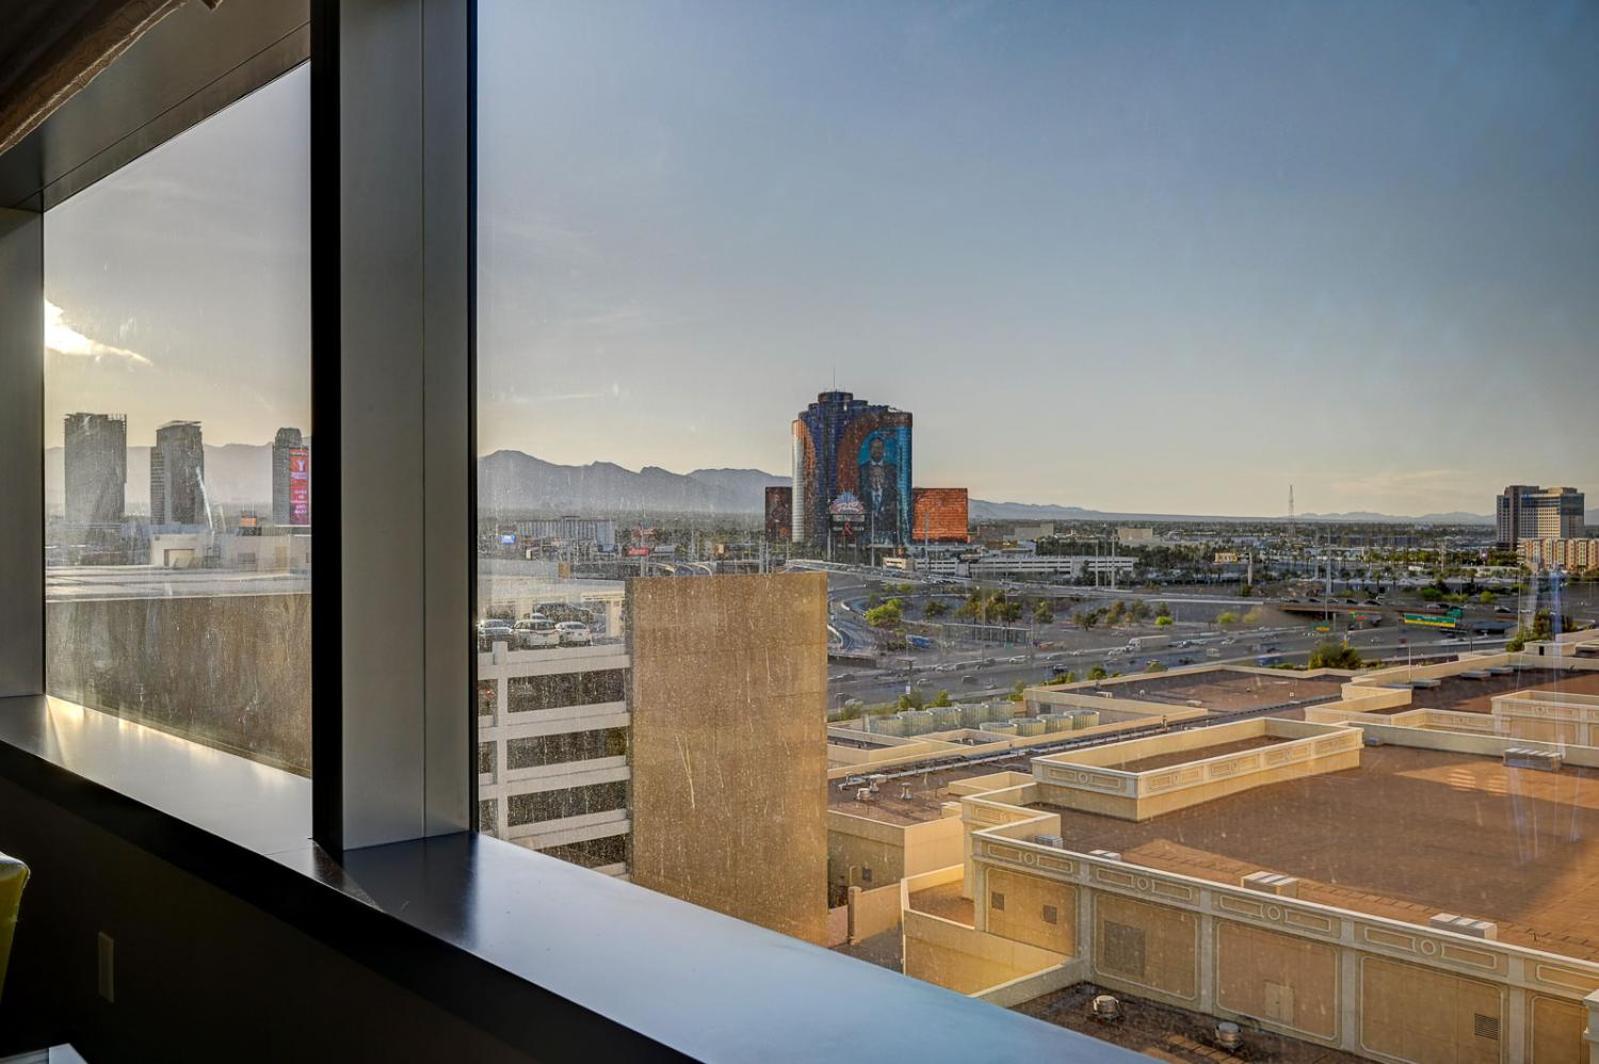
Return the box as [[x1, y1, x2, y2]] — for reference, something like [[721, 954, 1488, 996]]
[[0, 694, 1135, 1062]]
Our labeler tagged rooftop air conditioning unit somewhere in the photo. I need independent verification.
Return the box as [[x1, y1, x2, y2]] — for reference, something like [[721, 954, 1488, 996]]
[[1429, 913, 1499, 940], [1504, 747, 1562, 772], [1241, 870, 1300, 897], [1032, 834, 1064, 849], [1089, 994, 1121, 1022]]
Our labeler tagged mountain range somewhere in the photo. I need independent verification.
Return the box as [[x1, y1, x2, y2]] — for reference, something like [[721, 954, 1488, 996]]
[[45, 444, 1530, 526]]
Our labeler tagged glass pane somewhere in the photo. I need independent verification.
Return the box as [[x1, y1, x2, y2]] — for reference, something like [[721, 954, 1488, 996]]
[[477, 1, 1599, 1051], [44, 66, 311, 775]]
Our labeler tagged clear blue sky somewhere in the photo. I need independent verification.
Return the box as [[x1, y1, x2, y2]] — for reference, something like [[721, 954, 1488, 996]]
[[46, 3, 1599, 517]]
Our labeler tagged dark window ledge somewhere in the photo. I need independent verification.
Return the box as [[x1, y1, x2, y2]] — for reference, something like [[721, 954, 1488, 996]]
[[0, 695, 1135, 1062]]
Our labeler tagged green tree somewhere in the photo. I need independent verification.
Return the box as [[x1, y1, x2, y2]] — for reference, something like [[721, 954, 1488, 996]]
[[1144, 660, 1168, 673], [1155, 614, 1174, 628], [1104, 600, 1126, 626], [1087, 665, 1108, 681], [1307, 641, 1362, 669], [930, 689, 952, 707], [1216, 610, 1240, 625], [1033, 600, 1055, 624], [1153, 602, 1172, 619], [1477, 591, 1495, 604], [896, 689, 927, 710], [1075, 608, 1101, 630], [923, 599, 948, 618], [1241, 607, 1263, 625], [1129, 600, 1151, 623], [1053, 670, 1078, 685], [1418, 587, 1444, 602], [1008, 680, 1027, 703], [865, 601, 903, 629]]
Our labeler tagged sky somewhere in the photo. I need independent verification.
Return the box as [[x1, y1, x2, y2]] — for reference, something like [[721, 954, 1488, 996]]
[[46, 2, 1599, 517]]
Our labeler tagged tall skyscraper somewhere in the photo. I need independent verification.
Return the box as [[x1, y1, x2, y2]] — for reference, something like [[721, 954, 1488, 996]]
[[1496, 485, 1585, 547], [271, 427, 310, 526], [790, 391, 912, 547], [63, 412, 127, 525], [150, 421, 207, 526]]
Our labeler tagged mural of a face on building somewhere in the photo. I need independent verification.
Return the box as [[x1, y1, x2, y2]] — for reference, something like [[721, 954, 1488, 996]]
[[858, 430, 902, 543]]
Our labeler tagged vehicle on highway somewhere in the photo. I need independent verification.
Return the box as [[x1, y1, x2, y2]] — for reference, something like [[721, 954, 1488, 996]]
[[1127, 637, 1143, 650], [1006, 655, 1026, 664], [934, 663, 957, 672], [555, 621, 592, 645], [960, 674, 979, 685], [1205, 648, 1221, 658]]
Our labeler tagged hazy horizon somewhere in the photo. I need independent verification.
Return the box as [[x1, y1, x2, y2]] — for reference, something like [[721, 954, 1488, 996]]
[[41, 3, 1599, 518]]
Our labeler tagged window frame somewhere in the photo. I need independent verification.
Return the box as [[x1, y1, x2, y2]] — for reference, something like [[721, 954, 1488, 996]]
[[0, 3, 1139, 1059]]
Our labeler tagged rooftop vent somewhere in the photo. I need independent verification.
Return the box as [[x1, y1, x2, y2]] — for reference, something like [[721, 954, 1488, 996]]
[[1241, 870, 1300, 897], [1032, 833, 1064, 849], [1089, 994, 1121, 1022], [1504, 747, 1562, 773], [1088, 849, 1122, 862], [867, 774, 887, 792], [1214, 1021, 1243, 1051], [1429, 913, 1499, 940], [1459, 670, 1491, 680], [854, 788, 874, 802]]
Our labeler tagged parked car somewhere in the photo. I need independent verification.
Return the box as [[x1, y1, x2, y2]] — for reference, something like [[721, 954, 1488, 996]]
[[555, 621, 592, 645], [513, 616, 560, 648]]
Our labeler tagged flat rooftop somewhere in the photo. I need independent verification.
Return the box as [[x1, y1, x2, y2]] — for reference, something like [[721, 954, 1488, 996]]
[[1086, 733, 1288, 775], [1015, 983, 1365, 1063], [1037, 745, 1599, 960], [46, 565, 309, 600], [1092, 668, 1346, 713], [1410, 666, 1599, 714], [830, 757, 1034, 826]]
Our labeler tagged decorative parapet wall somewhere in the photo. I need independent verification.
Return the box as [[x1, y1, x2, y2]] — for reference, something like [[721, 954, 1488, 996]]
[[1027, 718, 1362, 822]]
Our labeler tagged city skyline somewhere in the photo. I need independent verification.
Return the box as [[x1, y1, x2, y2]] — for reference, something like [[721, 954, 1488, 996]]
[[42, 3, 1599, 517]]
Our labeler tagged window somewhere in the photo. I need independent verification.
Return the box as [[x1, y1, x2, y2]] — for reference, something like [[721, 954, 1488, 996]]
[[478, 679, 497, 718], [474, 0, 1599, 1053], [477, 742, 495, 777], [506, 728, 627, 770], [44, 65, 310, 775], [506, 782, 629, 828], [505, 670, 626, 715]]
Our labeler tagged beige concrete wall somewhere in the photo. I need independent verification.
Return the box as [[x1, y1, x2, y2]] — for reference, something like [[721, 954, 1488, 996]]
[[901, 907, 1064, 995], [1360, 955, 1502, 1064], [628, 573, 829, 945], [1092, 892, 1199, 1002], [984, 867, 1077, 956], [848, 881, 904, 942], [1216, 919, 1339, 1041], [47, 593, 311, 773], [828, 810, 906, 893], [1528, 993, 1586, 1064]]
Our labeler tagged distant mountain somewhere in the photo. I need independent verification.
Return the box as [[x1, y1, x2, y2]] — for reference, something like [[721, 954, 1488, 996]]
[[477, 450, 764, 516], [1300, 510, 1495, 526], [683, 467, 790, 497]]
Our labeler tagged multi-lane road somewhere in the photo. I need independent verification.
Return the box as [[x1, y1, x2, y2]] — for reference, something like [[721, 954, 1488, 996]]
[[810, 564, 1513, 709]]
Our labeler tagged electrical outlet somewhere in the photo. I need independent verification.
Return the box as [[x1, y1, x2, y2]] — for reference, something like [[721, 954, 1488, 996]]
[[97, 932, 115, 1003]]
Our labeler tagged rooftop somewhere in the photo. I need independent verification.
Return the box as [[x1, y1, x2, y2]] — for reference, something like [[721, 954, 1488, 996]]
[[1410, 666, 1599, 714], [829, 758, 1034, 826], [1050, 667, 1347, 714], [1035, 745, 1599, 960]]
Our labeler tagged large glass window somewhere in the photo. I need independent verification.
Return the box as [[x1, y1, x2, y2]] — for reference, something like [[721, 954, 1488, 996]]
[[477, 0, 1598, 1052], [44, 66, 311, 774]]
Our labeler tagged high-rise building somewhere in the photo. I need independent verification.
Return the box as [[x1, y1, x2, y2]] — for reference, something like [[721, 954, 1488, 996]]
[[63, 412, 126, 525], [271, 427, 310, 526], [1496, 485, 1585, 547], [791, 390, 912, 547], [150, 420, 206, 526]]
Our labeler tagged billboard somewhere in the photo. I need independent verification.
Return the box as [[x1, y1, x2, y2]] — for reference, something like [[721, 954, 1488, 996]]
[[834, 411, 912, 546], [764, 485, 793, 542], [288, 447, 310, 526], [910, 487, 969, 543]]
